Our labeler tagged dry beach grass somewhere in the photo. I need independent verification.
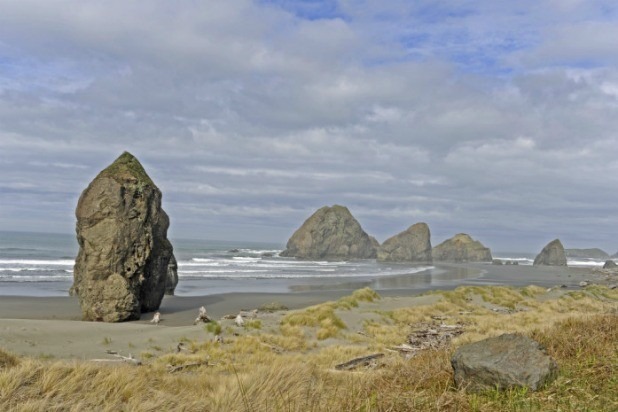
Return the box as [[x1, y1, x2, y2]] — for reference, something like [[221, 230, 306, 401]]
[[0, 284, 616, 411]]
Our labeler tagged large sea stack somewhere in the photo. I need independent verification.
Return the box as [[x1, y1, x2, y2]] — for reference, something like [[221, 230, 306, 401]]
[[533, 239, 567, 266], [72, 152, 176, 322], [432, 233, 492, 263], [280, 205, 378, 260], [377, 222, 432, 262]]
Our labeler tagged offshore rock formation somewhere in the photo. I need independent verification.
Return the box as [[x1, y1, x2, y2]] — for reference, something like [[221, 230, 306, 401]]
[[72, 152, 176, 322], [565, 248, 609, 260], [377, 222, 432, 262], [280, 205, 378, 260], [533, 239, 567, 266], [603, 260, 617, 269], [432, 233, 492, 263]]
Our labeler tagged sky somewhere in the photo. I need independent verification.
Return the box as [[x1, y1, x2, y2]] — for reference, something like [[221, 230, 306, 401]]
[[1, 0, 618, 253]]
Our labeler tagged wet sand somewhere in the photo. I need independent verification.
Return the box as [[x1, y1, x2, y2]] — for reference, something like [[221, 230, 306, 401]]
[[0, 263, 603, 360]]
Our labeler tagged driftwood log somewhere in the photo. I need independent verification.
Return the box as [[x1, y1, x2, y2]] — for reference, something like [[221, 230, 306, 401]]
[[91, 350, 142, 365], [335, 353, 384, 371]]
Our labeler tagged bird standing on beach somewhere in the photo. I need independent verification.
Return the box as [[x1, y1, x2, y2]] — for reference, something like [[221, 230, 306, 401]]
[[235, 313, 244, 327], [151, 311, 161, 325]]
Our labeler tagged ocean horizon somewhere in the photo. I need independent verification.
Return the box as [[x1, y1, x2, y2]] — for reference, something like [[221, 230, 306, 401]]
[[0, 230, 611, 297]]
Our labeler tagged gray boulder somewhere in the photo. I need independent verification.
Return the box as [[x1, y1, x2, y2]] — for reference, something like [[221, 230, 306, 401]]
[[451, 333, 558, 392], [165, 255, 178, 295], [377, 222, 432, 262], [72, 152, 176, 322], [533, 239, 567, 266], [603, 260, 617, 269], [280, 205, 377, 260], [432, 233, 492, 263]]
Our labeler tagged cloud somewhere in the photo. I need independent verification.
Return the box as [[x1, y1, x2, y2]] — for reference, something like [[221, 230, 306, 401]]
[[0, 1, 617, 251]]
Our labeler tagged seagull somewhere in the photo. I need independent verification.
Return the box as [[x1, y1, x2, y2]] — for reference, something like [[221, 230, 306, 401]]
[[151, 311, 161, 325]]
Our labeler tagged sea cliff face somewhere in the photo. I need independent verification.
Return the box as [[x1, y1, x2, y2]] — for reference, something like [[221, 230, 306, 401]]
[[432, 233, 492, 263], [280, 205, 378, 260], [377, 222, 432, 262], [71, 152, 176, 322], [533, 239, 567, 266]]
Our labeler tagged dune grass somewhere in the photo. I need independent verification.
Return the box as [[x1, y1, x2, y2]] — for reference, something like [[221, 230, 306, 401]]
[[0, 285, 616, 411]]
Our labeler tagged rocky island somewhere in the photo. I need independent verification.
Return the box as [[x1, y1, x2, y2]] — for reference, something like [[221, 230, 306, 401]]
[[280, 205, 378, 260], [71, 152, 177, 322], [432, 233, 492, 263], [533, 239, 567, 266], [377, 222, 432, 262]]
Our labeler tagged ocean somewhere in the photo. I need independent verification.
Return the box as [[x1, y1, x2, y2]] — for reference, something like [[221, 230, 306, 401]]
[[0, 231, 610, 297]]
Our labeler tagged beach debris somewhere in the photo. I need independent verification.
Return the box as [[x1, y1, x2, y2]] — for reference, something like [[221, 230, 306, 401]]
[[390, 321, 464, 358], [235, 313, 245, 327], [579, 281, 590, 287], [176, 342, 190, 353], [167, 359, 215, 373], [90, 350, 142, 366], [609, 284, 617, 290], [194, 306, 211, 324], [213, 335, 224, 344], [335, 353, 385, 371], [150, 311, 161, 325]]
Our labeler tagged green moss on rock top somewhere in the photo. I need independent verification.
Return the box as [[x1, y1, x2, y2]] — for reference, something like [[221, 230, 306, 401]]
[[97, 151, 154, 186]]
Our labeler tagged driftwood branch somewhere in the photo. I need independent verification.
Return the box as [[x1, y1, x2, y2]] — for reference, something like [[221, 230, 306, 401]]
[[335, 353, 384, 371], [167, 360, 214, 373], [92, 350, 142, 366]]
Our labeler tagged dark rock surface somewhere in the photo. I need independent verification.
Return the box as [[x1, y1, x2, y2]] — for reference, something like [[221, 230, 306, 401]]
[[533, 239, 567, 266], [565, 248, 609, 260], [432, 233, 492, 263], [72, 152, 176, 322], [377, 222, 432, 262], [451, 333, 558, 392], [165, 255, 178, 295], [603, 260, 617, 269], [280, 205, 377, 260]]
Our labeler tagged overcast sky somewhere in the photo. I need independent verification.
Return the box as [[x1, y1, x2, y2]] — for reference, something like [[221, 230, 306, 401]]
[[1, 1, 617, 253]]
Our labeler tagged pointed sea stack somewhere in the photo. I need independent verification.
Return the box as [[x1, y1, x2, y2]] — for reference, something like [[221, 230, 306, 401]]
[[377, 222, 432, 262], [280, 205, 378, 260], [72, 152, 176, 322], [432, 233, 492, 263], [533, 239, 567, 266]]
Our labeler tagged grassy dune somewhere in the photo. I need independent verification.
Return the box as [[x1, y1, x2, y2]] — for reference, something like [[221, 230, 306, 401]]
[[1, 285, 616, 411]]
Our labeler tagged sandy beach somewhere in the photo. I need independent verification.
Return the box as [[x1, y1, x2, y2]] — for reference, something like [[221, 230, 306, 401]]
[[0, 262, 608, 361]]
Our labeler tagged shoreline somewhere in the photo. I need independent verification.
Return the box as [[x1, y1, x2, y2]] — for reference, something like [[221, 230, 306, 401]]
[[0, 263, 609, 360]]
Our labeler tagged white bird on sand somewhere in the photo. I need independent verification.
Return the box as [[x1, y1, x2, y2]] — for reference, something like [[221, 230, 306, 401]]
[[151, 311, 161, 325], [235, 313, 244, 327]]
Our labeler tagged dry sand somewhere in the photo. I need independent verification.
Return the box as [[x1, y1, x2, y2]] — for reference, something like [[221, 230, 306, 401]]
[[0, 263, 607, 361]]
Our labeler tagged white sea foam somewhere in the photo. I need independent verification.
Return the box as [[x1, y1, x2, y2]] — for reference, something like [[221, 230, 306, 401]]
[[0, 259, 74, 266]]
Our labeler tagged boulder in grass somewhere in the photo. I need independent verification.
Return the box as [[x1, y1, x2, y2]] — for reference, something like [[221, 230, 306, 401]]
[[451, 333, 558, 392]]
